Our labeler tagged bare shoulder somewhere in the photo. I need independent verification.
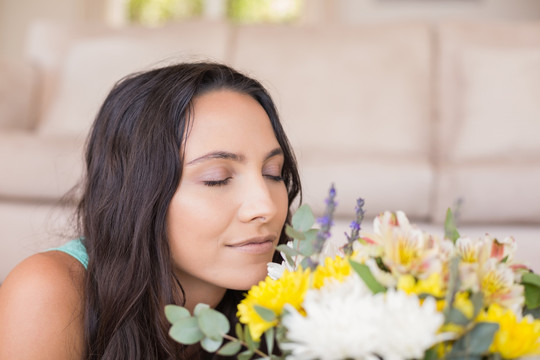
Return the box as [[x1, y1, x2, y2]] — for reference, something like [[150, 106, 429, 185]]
[[0, 251, 85, 359]]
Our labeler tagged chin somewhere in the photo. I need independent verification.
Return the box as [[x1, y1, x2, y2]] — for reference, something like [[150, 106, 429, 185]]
[[229, 268, 269, 291]]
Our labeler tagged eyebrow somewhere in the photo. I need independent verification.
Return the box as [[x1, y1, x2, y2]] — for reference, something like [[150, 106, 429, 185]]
[[186, 147, 283, 166]]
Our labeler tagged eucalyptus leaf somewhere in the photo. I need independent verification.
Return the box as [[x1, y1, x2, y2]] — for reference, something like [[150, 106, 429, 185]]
[[276, 244, 302, 257], [446, 307, 470, 326], [201, 336, 223, 353], [254, 305, 277, 322], [443, 256, 461, 319], [444, 208, 460, 243], [298, 229, 318, 256], [449, 322, 499, 357], [217, 341, 242, 356], [236, 323, 244, 342], [264, 326, 275, 355], [304, 228, 318, 241], [291, 204, 315, 232], [164, 305, 190, 324], [349, 260, 386, 294], [285, 225, 305, 241], [238, 350, 255, 360], [168, 317, 204, 345], [471, 292, 484, 318], [198, 308, 230, 340], [194, 303, 210, 316], [244, 323, 259, 351]]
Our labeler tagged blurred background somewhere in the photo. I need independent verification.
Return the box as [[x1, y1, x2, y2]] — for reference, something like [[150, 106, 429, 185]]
[[4, 0, 540, 62], [1, 0, 540, 280]]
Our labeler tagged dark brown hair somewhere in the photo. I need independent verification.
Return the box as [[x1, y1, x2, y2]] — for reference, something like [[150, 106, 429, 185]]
[[76, 62, 301, 359]]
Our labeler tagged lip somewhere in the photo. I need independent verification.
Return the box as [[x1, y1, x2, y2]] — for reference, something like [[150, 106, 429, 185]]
[[226, 235, 277, 254]]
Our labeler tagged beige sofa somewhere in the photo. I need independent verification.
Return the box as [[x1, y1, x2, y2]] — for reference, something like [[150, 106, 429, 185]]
[[1, 19, 540, 281]]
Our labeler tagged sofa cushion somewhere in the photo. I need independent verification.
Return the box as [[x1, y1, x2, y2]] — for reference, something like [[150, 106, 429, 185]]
[[231, 23, 434, 220], [231, 23, 433, 159], [30, 20, 232, 137], [298, 154, 434, 221], [435, 21, 540, 224], [0, 132, 83, 201], [0, 59, 38, 130], [437, 21, 540, 162], [453, 47, 540, 161], [433, 163, 540, 224]]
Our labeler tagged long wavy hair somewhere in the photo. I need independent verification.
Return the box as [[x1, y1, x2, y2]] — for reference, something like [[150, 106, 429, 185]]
[[76, 62, 301, 359]]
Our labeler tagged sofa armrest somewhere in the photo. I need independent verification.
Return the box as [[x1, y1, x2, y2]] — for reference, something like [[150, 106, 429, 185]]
[[0, 58, 39, 131]]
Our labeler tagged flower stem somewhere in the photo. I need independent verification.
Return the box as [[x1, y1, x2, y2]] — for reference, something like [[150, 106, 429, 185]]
[[222, 334, 269, 357]]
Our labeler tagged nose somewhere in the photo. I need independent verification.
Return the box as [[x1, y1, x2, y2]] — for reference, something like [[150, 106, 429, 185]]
[[237, 176, 278, 223]]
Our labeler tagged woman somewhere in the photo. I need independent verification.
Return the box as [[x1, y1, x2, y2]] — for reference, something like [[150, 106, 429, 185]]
[[0, 62, 301, 359]]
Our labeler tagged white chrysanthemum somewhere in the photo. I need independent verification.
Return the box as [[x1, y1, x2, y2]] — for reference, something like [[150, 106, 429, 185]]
[[281, 275, 446, 360]]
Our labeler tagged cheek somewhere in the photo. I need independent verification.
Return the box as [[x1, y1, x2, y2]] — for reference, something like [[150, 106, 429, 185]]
[[166, 190, 231, 268], [275, 185, 289, 226]]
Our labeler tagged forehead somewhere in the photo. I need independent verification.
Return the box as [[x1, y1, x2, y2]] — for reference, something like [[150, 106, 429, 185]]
[[183, 90, 279, 158]]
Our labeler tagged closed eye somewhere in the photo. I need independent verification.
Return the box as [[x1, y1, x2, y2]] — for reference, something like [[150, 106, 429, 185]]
[[203, 178, 232, 187], [265, 174, 283, 182]]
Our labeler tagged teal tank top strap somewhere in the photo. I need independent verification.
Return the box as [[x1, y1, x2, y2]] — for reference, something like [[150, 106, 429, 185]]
[[46, 238, 89, 270]]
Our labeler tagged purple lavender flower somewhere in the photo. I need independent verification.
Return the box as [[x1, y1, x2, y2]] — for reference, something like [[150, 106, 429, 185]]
[[309, 184, 337, 268], [344, 198, 365, 255]]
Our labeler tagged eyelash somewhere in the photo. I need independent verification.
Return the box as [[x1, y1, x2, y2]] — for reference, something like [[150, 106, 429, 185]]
[[203, 178, 231, 187], [203, 174, 283, 187]]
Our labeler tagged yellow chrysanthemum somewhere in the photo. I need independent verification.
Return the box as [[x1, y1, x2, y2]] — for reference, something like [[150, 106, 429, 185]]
[[237, 268, 311, 341], [313, 255, 352, 289], [477, 303, 540, 359], [397, 272, 444, 298]]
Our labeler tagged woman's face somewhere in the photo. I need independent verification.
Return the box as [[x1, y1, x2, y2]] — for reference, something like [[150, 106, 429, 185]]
[[167, 90, 288, 306]]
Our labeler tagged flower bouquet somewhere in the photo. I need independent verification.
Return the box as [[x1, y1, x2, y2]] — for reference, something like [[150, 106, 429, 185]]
[[165, 186, 540, 360]]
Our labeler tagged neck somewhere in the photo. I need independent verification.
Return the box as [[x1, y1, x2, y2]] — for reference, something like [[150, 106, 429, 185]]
[[175, 271, 227, 313]]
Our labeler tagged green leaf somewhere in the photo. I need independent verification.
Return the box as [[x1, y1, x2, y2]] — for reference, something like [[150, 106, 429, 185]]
[[524, 305, 540, 319], [297, 229, 318, 256], [197, 308, 230, 340], [423, 346, 438, 360], [522, 272, 540, 287], [168, 317, 204, 345], [276, 244, 302, 257], [449, 322, 499, 357], [524, 283, 540, 309], [444, 208, 460, 243], [201, 336, 223, 353], [522, 273, 540, 309], [235, 322, 244, 342], [349, 260, 386, 294], [291, 204, 315, 232], [471, 292, 484, 318], [217, 341, 242, 356], [244, 323, 259, 351], [194, 303, 210, 316], [164, 305, 190, 324], [254, 305, 277, 322], [264, 326, 275, 355], [446, 307, 470, 326], [238, 350, 254, 360], [443, 256, 461, 319], [285, 224, 305, 240]]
